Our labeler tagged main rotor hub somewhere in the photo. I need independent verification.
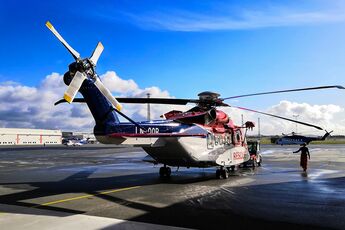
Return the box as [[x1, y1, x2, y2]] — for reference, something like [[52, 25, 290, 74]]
[[198, 91, 220, 100], [196, 91, 225, 108]]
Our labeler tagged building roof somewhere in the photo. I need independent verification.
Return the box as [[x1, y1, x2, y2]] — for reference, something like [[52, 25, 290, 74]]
[[0, 128, 62, 135]]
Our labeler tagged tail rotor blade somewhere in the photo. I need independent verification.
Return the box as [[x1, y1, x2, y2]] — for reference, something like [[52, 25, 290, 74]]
[[94, 78, 122, 111], [64, 71, 87, 103], [45, 21, 80, 60], [232, 106, 323, 130], [89, 42, 104, 66]]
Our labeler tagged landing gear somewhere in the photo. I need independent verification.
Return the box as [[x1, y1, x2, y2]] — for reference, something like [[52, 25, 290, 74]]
[[216, 169, 221, 179], [252, 159, 258, 168], [216, 167, 228, 179], [257, 157, 262, 166], [159, 165, 171, 178]]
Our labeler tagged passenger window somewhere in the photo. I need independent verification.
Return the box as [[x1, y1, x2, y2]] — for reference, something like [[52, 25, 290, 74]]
[[207, 133, 214, 149], [226, 133, 232, 145]]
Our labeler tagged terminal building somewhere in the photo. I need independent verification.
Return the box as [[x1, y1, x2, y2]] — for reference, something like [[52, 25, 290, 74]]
[[0, 128, 62, 146]]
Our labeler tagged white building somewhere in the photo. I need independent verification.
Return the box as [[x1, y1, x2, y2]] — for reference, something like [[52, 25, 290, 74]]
[[0, 128, 62, 145]]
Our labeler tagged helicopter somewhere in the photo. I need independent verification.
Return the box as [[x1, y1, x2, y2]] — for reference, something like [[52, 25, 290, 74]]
[[274, 130, 333, 145], [46, 21, 344, 179]]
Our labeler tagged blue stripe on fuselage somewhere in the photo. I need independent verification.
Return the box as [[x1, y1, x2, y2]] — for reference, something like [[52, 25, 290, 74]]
[[95, 120, 206, 136]]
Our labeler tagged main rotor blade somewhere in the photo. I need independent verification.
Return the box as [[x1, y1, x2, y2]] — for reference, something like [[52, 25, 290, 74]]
[[64, 71, 87, 103], [54, 97, 199, 106], [89, 42, 104, 66], [222, 85, 345, 100], [45, 21, 80, 60], [94, 78, 122, 111], [232, 106, 323, 130], [116, 98, 198, 105]]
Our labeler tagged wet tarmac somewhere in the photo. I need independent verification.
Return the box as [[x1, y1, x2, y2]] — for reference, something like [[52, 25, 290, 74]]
[[0, 144, 344, 229]]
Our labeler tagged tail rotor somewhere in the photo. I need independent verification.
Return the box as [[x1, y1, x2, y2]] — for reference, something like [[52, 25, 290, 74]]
[[45, 21, 122, 111]]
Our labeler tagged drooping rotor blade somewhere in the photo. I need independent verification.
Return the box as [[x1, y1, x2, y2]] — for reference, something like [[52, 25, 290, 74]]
[[222, 85, 345, 100], [232, 106, 323, 130], [64, 71, 87, 103], [89, 42, 104, 66], [116, 98, 198, 105], [94, 78, 122, 111], [55, 97, 198, 106], [45, 21, 80, 60]]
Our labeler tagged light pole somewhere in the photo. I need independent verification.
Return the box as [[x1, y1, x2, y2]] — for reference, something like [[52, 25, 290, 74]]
[[293, 114, 299, 133], [258, 117, 261, 140], [147, 93, 151, 121]]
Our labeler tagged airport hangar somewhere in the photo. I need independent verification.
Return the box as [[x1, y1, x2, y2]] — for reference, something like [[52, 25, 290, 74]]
[[0, 128, 62, 146]]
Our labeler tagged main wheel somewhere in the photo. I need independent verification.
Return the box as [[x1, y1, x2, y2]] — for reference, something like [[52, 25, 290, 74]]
[[216, 169, 221, 179], [258, 157, 262, 166], [252, 160, 257, 168], [166, 167, 171, 177], [159, 167, 166, 177]]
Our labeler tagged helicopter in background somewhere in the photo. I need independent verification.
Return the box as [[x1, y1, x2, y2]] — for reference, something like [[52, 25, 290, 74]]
[[274, 130, 333, 145], [46, 21, 344, 179]]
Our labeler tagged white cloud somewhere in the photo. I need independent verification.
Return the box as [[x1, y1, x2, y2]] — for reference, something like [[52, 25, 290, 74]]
[[263, 101, 344, 135], [0, 71, 186, 131], [0, 72, 344, 135], [124, 5, 345, 31], [99, 71, 185, 121], [100, 71, 139, 94], [0, 73, 94, 131], [221, 100, 345, 136]]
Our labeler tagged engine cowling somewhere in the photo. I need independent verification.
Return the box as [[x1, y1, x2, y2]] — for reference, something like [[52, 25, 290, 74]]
[[214, 110, 230, 124], [162, 108, 229, 126]]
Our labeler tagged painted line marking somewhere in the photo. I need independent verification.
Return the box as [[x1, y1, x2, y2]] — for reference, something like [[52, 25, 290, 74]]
[[32, 186, 141, 208]]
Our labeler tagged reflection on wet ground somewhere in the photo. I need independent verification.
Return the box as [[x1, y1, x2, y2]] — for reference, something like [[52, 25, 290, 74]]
[[0, 144, 344, 229]]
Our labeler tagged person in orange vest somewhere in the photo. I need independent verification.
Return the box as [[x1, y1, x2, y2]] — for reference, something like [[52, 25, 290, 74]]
[[293, 143, 310, 172]]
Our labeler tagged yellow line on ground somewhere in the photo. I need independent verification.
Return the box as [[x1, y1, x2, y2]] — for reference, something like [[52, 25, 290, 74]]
[[33, 186, 141, 207]]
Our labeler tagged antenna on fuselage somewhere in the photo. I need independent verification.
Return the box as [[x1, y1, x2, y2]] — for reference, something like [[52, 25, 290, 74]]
[[258, 117, 261, 140]]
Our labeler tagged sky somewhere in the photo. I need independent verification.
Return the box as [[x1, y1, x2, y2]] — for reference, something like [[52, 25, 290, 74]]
[[1, 0, 345, 135]]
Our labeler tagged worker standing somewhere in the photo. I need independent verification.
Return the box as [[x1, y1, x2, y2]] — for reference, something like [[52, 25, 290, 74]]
[[293, 143, 310, 172]]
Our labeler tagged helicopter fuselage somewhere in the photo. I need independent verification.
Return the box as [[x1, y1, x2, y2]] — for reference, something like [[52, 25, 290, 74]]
[[95, 120, 250, 168]]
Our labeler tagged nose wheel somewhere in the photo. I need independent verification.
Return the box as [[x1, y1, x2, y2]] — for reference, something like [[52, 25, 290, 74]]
[[159, 165, 171, 178]]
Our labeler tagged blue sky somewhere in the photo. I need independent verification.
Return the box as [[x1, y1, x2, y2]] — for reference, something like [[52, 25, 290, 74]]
[[1, 0, 345, 134]]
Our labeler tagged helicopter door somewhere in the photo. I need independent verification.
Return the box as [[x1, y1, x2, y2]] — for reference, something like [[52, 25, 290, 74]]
[[207, 133, 214, 149]]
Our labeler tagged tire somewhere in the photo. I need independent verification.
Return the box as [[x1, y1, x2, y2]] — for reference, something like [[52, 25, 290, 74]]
[[258, 157, 262, 167], [166, 167, 171, 177], [221, 169, 229, 179], [159, 167, 166, 177]]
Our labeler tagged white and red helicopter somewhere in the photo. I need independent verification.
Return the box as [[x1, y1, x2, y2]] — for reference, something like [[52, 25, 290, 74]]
[[46, 21, 344, 179]]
